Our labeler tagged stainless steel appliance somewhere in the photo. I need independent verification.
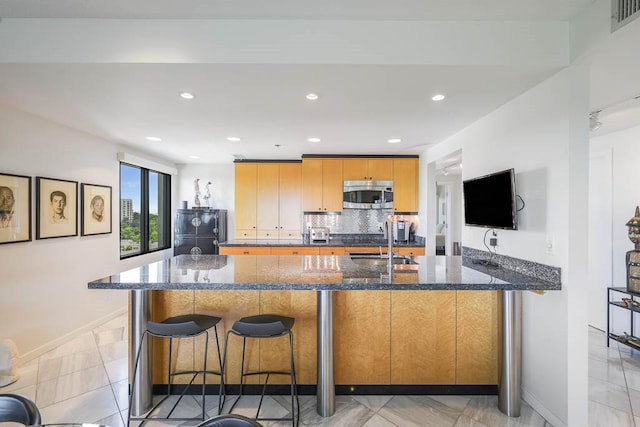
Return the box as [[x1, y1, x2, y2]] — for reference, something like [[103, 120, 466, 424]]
[[310, 227, 330, 244], [393, 221, 410, 243], [343, 180, 393, 209]]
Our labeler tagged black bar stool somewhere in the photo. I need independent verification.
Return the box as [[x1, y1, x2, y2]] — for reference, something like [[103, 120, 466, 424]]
[[223, 314, 299, 426], [128, 314, 225, 427]]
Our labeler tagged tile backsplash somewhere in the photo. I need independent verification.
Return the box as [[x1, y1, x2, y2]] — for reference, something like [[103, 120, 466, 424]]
[[303, 209, 419, 235]]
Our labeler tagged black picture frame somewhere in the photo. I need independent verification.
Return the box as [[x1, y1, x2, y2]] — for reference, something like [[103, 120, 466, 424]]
[[0, 172, 32, 244], [81, 183, 112, 236], [36, 176, 78, 239]]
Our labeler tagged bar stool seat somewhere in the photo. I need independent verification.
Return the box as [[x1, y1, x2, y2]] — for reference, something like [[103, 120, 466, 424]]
[[128, 313, 225, 427], [223, 314, 299, 426]]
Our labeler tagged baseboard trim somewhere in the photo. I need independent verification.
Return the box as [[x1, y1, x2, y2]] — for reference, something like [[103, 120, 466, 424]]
[[152, 384, 497, 396], [17, 307, 127, 366], [523, 389, 566, 427]]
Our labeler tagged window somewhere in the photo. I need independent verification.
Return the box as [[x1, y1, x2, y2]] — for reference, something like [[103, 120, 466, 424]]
[[120, 163, 171, 258]]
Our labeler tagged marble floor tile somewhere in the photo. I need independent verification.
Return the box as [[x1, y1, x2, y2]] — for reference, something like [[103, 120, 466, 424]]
[[377, 395, 460, 427], [362, 414, 399, 427], [98, 338, 128, 363], [38, 384, 121, 424], [43, 331, 99, 359], [38, 346, 103, 381], [104, 356, 128, 384], [453, 414, 491, 427], [589, 356, 627, 387], [462, 396, 546, 427], [588, 376, 632, 413], [430, 395, 473, 412], [352, 395, 393, 412], [301, 397, 375, 427], [36, 364, 111, 408], [588, 399, 634, 427]]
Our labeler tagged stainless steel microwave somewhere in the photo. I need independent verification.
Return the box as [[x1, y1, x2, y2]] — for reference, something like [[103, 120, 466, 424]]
[[343, 180, 393, 209]]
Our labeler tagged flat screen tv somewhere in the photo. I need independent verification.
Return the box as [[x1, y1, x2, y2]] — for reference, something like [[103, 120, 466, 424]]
[[463, 168, 517, 230]]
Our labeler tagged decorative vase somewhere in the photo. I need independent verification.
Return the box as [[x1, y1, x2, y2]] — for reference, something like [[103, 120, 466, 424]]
[[626, 206, 640, 293]]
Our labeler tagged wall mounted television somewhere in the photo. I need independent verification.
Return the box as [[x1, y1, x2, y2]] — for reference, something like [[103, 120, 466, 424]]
[[463, 168, 517, 230]]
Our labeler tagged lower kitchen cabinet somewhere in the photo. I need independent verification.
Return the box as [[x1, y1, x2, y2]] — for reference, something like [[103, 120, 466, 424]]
[[390, 291, 456, 384], [335, 291, 391, 384], [456, 290, 499, 384]]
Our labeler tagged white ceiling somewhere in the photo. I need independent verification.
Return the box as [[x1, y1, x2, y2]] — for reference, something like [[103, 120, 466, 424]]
[[0, 0, 638, 165]]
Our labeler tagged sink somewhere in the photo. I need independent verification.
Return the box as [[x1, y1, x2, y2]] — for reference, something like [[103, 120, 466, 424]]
[[350, 255, 417, 266]]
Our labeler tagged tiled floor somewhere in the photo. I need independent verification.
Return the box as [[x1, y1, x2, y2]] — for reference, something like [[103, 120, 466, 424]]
[[1, 315, 638, 426]]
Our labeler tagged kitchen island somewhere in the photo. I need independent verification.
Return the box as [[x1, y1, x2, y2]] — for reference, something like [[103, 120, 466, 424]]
[[88, 254, 560, 418]]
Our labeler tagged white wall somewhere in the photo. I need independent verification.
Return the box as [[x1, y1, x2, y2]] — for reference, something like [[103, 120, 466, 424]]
[[0, 105, 175, 361], [176, 163, 235, 238], [590, 125, 640, 331], [422, 67, 590, 427]]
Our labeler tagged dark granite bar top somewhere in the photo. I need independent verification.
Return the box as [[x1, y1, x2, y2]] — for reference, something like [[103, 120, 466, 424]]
[[88, 254, 561, 292]]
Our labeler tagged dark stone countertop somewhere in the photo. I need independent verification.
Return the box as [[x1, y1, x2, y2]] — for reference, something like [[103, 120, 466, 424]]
[[88, 254, 560, 292]]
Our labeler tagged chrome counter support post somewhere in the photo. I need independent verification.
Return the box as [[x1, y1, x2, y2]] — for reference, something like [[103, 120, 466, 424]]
[[130, 289, 152, 416], [317, 290, 335, 417], [499, 290, 522, 417]]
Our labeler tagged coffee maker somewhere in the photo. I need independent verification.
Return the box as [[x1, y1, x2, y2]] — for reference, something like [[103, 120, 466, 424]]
[[393, 221, 410, 243]]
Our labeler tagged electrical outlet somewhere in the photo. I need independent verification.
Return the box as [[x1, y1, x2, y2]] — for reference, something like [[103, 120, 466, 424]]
[[490, 237, 498, 247]]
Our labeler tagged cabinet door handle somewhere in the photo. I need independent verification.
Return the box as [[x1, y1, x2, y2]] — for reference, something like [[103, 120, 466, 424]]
[[292, 251, 299, 254]]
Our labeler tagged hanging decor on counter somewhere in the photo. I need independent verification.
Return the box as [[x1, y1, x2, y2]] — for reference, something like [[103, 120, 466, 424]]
[[626, 206, 640, 293]]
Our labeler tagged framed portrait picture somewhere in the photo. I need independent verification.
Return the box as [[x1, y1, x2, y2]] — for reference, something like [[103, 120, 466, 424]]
[[36, 176, 78, 239], [81, 183, 112, 236], [0, 172, 31, 244]]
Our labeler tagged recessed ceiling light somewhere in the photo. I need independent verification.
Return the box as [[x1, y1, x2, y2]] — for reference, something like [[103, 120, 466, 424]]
[[227, 136, 241, 142], [306, 93, 319, 100], [387, 138, 402, 144], [188, 155, 200, 159], [432, 94, 445, 101], [145, 136, 162, 142], [307, 137, 321, 143], [180, 92, 195, 100]]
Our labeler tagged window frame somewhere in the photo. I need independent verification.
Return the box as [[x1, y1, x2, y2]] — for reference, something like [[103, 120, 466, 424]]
[[119, 162, 171, 259]]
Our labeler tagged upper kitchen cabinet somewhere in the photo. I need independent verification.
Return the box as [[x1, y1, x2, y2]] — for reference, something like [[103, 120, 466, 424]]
[[234, 161, 302, 239], [302, 158, 343, 212], [235, 162, 258, 238], [342, 158, 393, 181], [393, 158, 419, 213]]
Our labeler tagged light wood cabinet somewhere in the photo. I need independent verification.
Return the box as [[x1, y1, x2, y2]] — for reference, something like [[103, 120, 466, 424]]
[[235, 163, 258, 238], [302, 158, 343, 212], [456, 291, 499, 384], [342, 158, 393, 181], [335, 291, 391, 384], [393, 158, 418, 212], [278, 163, 303, 238], [390, 291, 456, 384], [219, 246, 271, 255], [234, 162, 302, 239]]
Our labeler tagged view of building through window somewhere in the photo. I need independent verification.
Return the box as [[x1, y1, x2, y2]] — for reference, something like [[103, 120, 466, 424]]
[[120, 163, 170, 257]]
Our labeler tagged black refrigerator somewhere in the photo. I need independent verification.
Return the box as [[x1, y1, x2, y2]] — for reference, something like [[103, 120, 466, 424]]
[[174, 209, 227, 255]]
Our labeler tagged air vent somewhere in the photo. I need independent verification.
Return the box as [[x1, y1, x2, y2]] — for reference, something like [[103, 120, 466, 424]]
[[612, 0, 640, 32]]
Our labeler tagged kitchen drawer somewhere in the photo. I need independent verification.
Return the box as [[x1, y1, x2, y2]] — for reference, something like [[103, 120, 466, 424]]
[[256, 229, 279, 239], [271, 247, 319, 255], [219, 246, 271, 255], [278, 229, 301, 239], [235, 229, 257, 239], [397, 247, 425, 256], [319, 247, 346, 255]]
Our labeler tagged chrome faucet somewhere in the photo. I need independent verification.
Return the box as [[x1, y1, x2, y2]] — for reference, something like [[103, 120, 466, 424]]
[[385, 219, 394, 278]]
